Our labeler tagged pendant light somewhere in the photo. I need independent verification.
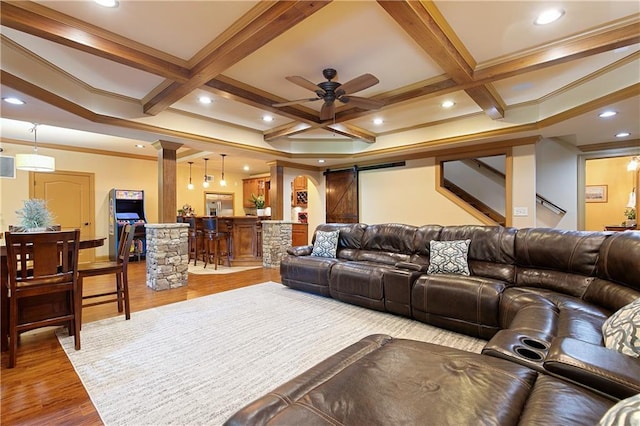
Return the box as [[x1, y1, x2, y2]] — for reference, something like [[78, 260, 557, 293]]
[[187, 161, 194, 190], [220, 154, 227, 187], [16, 123, 55, 172], [203, 158, 210, 188]]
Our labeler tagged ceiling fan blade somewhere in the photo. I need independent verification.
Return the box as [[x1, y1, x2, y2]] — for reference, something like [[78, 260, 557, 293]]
[[340, 96, 384, 110], [272, 98, 321, 107], [319, 102, 335, 121], [337, 73, 379, 95], [286, 75, 323, 93]]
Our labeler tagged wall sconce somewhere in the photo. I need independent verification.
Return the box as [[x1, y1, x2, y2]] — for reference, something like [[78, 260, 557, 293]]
[[220, 154, 227, 187], [627, 156, 639, 172], [187, 161, 194, 190], [15, 123, 55, 172], [203, 158, 210, 188]]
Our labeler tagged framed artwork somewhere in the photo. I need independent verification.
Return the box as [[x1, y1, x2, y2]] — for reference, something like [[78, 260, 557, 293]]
[[585, 185, 608, 203]]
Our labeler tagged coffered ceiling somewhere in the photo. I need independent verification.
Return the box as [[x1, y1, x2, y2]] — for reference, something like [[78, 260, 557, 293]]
[[1, 0, 639, 174]]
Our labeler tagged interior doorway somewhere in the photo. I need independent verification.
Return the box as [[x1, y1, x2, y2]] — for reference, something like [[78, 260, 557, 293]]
[[30, 170, 96, 262]]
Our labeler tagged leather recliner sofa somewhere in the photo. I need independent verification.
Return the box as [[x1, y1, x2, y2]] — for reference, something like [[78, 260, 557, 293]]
[[227, 224, 640, 424]]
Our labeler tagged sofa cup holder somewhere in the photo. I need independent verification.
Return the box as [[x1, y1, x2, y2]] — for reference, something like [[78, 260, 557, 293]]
[[520, 337, 549, 351], [513, 346, 544, 362]]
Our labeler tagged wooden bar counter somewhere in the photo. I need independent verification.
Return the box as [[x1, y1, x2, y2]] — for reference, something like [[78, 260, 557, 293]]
[[216, 216, 267, 266]]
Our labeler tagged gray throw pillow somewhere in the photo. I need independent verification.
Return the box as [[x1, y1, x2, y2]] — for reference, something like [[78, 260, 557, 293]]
[[427, 239, 471, 275], [598, 393, 640, 426], [602, 297, 640, 358], [311, 230, 340, 258]]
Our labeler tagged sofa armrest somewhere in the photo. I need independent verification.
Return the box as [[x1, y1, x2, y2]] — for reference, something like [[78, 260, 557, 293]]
[[544, 337, 640, 399], [287, 245, 313, 256], [394, 261, 428, 272]]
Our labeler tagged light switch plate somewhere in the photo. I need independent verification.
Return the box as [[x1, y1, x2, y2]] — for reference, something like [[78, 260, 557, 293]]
[[513, 207, 528, 216]]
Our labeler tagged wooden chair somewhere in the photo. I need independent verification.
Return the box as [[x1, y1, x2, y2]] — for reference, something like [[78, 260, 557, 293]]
[[4, 229, 81, 368], [77, 223, 136, 326]]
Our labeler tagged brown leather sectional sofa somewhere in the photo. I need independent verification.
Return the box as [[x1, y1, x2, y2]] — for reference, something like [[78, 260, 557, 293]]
[[226, 224, 640, 425]]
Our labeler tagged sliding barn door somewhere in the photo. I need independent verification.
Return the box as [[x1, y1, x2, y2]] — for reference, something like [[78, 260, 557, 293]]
[[325, 168, 358, 223]]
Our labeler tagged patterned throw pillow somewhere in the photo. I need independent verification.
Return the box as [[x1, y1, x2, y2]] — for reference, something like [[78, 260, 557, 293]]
[[598, 393, 640, 426], [427, 239, 471, 275], [602, 297, 640, 358], [311, 230, 340, 258]]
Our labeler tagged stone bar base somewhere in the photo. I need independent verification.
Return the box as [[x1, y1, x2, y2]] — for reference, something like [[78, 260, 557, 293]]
[[261, 220, 294, 268], [145, 223, 189, 290]]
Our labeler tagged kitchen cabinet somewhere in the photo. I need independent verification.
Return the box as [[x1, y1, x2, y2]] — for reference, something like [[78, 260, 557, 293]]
[[292, 223, 308, 246], [243, 177, 270, 208], [292, 176, 308, 207]]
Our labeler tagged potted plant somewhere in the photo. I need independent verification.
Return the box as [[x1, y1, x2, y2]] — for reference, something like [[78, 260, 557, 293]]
[[249, 193, 266, 216], [624, 207, 636, 227], [15, 198, 55, 232]]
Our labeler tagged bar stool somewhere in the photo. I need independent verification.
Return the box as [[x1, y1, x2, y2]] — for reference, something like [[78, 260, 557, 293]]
[[187, 217, 204, 266], [202, 217, 231, 269]]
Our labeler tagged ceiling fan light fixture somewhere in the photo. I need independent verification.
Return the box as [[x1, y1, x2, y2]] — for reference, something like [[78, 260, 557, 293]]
[[535, 9, 564, 25]]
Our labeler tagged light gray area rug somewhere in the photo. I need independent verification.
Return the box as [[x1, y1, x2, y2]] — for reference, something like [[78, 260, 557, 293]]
[[58, 282, 485, 425]]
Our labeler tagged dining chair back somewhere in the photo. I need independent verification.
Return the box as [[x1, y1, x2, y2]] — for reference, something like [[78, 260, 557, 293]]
[[4, 229, 81, 368], [77, 223, 136, 326]]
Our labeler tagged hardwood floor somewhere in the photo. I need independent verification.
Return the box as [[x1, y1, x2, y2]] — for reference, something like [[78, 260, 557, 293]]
[[1, 262, 282, 425]]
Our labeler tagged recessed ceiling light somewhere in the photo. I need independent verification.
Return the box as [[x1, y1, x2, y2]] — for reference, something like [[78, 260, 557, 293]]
[[94, 0, 119, 7], [318, 159, 325, 163], [243, 165, 250, 171], [373, 118, 383, 125], [198, 96, 213, 104], [616, 132, 631, 138], [534, 9, 564, 25], [134, 144, 144, 149], [3, 97, 25, 105], [441, 100, 455, 108], [262, 115, 274, 122], [598, 111, 617, 118]]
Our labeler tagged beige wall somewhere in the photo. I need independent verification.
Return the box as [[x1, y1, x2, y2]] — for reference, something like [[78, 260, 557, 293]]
[[1, 142, 159, 259], [511, 144, 537, 228], [585, 155, 636, 231], [359, 157, 483, 226]]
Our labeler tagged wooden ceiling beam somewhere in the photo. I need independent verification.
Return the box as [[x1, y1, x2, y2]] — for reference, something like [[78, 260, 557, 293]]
[[474, 21, 640, 82], [206, 76, 320, 124], [378, 0, 505, 119], [143, 0, 331, 116], [0, 1, 190, 81], [264, 123, 314, 141], [323, 123, 376, 143]]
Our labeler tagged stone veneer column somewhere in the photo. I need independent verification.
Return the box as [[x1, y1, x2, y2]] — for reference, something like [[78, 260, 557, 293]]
[[145, 223, 190, 290], [261, 220, 294, 268]]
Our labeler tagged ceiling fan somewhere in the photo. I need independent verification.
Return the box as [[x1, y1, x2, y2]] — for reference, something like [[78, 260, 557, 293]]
[[273, 68, 384, 120]]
